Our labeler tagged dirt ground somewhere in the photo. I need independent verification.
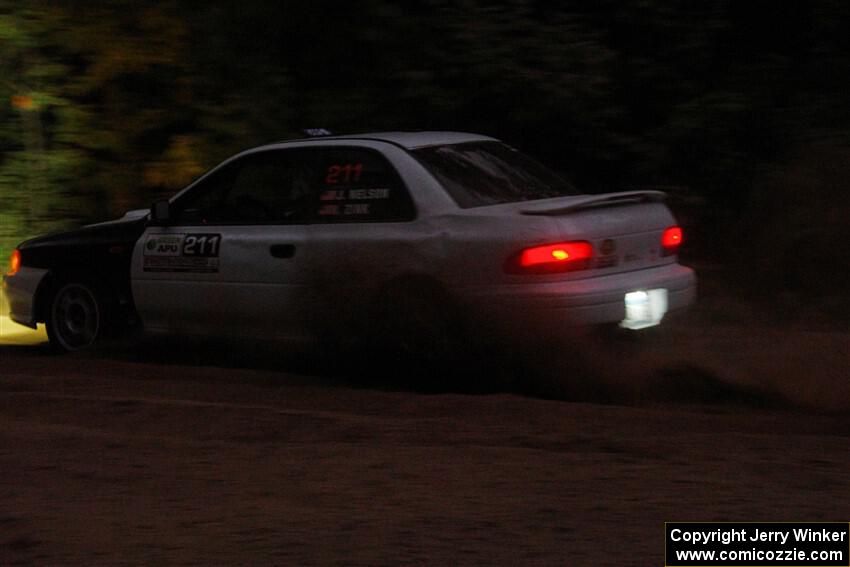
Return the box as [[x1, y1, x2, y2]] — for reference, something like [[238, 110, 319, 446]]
[[1, 291, 850, 565]]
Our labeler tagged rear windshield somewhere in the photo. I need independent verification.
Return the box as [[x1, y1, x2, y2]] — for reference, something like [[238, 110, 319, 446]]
[[412, 141, 579, 208]]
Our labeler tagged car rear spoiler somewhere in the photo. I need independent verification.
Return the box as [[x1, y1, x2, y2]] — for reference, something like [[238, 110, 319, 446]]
[[521, 190, 667, 216]]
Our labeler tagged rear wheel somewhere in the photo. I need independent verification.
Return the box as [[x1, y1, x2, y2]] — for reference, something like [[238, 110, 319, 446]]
[[360, 282, 524, 392], [46, 280, 108, 351], [365, 282, 468, 388], [375, 287, 460, 360]]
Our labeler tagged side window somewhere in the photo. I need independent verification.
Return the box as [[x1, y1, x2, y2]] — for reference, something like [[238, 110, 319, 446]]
[[172, 150, 315, 224], [171, 147, 414, 224], [172, 161, 236, 224], [314, 148, 415, 222], [226, 152, 314, 223]]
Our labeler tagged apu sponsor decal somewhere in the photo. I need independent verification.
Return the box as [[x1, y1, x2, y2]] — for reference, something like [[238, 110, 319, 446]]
[[145, 235, 182, 256], [143, 234, 221, 273]]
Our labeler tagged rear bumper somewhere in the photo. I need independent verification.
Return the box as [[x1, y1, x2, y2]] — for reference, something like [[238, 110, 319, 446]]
[[461, 263, 696, 340], [2, 267, 50, 328]]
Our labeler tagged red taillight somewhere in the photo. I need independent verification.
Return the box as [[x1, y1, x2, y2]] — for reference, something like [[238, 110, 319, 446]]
[[7, 250, 21, 276], [661, 226, 683, 256], [508, 241, 594, 274]]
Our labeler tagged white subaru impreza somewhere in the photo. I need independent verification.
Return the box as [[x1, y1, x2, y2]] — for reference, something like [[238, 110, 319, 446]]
[[4, 131, 695, 355]]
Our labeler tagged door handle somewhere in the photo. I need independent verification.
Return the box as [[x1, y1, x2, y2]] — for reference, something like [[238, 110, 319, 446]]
[[270, 244, 296, 259]]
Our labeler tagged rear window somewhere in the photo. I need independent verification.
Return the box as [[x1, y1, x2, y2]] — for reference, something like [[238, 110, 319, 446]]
[[412, 141, 579, 208]]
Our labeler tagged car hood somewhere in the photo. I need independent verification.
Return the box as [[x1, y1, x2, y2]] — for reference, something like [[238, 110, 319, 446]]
[[18, 213, 148, 251]]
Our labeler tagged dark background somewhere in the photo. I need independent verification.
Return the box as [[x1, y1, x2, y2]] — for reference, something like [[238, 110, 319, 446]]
[[2, 1, 849, 310], [2, 6, 850, 563]]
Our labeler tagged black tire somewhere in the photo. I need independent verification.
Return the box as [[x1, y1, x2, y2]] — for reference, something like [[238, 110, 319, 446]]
[[364, 282, 523, 392], [368, 282, 464, 370], [46, 279, 108, 351]]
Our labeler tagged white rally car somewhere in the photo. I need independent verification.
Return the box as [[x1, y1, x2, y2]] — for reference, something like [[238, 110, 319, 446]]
[[3, 132, 695, 355]]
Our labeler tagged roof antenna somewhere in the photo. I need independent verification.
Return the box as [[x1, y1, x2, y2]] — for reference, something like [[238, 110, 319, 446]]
[[303, 128, 333, 137]]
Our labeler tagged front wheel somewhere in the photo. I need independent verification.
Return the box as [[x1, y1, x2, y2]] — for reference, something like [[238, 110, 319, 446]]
[[46, 280, 107, 351]]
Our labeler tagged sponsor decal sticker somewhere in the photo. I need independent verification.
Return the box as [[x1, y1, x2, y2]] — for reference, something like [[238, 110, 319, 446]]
[[142, 234, 221, 273]]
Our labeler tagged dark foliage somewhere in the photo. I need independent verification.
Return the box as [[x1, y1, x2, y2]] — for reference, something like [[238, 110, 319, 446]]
[[2, 1, 849, 296]]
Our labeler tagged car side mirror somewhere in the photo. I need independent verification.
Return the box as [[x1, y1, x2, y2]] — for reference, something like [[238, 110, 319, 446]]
[[150, 200, 171, 225]]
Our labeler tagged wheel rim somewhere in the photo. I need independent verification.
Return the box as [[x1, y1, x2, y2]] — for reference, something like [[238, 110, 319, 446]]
[[52, 283, 100, 350]]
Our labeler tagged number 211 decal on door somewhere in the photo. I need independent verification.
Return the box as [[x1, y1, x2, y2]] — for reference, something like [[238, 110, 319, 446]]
[[142, 234, 222, 273]]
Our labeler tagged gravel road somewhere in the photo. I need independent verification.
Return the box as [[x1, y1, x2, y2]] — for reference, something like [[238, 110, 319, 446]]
[[2, 332, 849, 565]]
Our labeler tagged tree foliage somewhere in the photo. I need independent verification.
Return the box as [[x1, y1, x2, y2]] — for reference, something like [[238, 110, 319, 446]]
[[2, 0, 850, 286]]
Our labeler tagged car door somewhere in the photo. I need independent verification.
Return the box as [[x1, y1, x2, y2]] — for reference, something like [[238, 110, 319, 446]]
[[293, 145, 419, 335], [130, 149, 316, 339]]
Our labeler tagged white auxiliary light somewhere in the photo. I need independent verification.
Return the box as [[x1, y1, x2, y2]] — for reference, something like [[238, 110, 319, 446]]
[[621, 289, 668, 330]]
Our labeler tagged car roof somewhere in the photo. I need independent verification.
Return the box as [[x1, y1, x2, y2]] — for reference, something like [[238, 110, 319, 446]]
[[268, 131, 498, 150]]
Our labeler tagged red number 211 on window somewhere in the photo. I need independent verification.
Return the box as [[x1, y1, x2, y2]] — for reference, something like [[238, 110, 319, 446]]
[[326, 163, 363, 184]]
